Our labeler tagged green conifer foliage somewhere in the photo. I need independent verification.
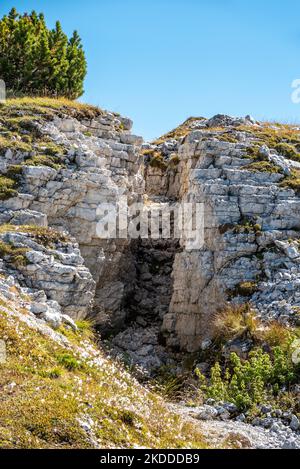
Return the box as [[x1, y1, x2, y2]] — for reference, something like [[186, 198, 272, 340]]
[[0, 8, 87, 99]]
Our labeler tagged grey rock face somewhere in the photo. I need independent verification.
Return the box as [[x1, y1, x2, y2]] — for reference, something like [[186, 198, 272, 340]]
[[154, 122, 300, 351], [1, 110, 144, 333], [0, 228, 95, 320]]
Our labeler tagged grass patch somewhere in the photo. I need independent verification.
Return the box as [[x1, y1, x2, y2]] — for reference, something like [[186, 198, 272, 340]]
[[258, 322, 292, 349], [244, 160, 282, 174], [275, 142, 300, 162], [0, 224, 70, 248], [240, 123, 300, 161], [213, 304, 259, 342], [1, 97, 104, 120], [22, 154, 65, 170], [0, 175, 18, 200], [280, 169, 300, 194], [56, 353, 82, 371], [0, 240, 29, 267]]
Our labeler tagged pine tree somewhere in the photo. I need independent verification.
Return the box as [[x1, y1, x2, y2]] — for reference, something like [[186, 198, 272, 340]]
[[66, 31, 87, 99], [48, 21, 69, 96], [0, 8, 87, 98]]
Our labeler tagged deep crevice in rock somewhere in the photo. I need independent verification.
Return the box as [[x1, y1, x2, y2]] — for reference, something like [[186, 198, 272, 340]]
[[109, 237, 181, 373]]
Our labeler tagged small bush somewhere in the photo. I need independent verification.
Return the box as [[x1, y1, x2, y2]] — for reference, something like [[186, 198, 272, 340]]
[[197, 347, 298, 411], [148, 152, 167, 170]]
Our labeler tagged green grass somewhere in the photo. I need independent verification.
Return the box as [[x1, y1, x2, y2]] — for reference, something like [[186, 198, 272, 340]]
[[275, 142, 300, 162]]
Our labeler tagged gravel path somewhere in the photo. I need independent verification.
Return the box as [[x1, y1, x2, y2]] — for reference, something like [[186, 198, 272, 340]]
[[169, 404, 300, 449]]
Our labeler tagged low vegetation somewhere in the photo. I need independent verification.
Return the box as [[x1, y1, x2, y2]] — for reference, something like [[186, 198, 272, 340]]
[[0, 240, 29, 267], [0, 174, 18, 200], [0, 290, 207, 449], [244, 160, 282, 174], [0, 224, 70, 248], [194, 305, 300, 412], [280, 169, 300, 194], [152, 116, 205, 145], [154, 304, 300, 419], [1, 97, 103, 120], [0, 97, 109, 201], [240, 123, 300, 159], [196, 347, 298, 411], [213, 304, 259, 342]]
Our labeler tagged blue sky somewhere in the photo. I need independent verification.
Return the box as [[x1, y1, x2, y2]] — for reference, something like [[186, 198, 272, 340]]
[[2, 0, 300, 140]]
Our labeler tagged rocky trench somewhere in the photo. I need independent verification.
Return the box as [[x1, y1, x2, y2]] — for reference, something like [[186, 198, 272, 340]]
[[109, 237, 181, 372]]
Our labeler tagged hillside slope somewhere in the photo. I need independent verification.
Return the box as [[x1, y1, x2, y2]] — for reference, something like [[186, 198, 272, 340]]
[[0, 273, 207, 449]]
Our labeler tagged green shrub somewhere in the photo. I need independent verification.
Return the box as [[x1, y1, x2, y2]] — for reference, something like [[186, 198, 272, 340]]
[[197, 347, 298, 411]]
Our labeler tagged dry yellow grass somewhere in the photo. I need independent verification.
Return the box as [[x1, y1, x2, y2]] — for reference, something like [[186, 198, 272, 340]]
[[213, 304, 260, 342]]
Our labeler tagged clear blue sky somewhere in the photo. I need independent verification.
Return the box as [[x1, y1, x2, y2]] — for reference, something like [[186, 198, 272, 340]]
[[2, 0, 300, 140]]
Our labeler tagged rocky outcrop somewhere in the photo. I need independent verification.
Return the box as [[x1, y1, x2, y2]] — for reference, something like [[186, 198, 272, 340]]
[[2, 105, 300, 363], [0, 105, 144, 332], [0, 226, 93, 324], [144, 115, 300, 352]]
